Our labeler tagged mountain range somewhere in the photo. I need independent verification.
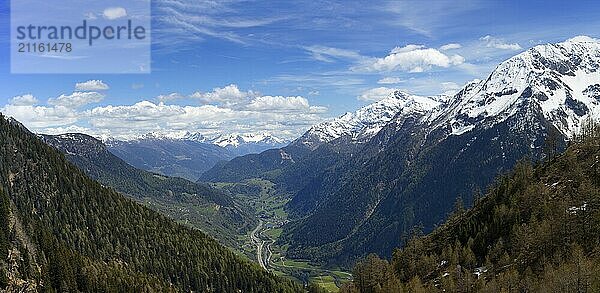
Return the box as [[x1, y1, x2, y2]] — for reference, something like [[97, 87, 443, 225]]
[[201, 36, 600, 267], [105, 132, 288, 181], [2, 36, 599, 291]]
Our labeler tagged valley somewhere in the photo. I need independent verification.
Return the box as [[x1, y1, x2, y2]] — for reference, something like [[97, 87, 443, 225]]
[[216, 179, 352, 291]]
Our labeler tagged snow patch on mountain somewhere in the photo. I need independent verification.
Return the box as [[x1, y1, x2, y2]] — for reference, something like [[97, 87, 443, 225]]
[[297, 91, 446, 148], [433, 36, 600, 138], [210, 133, 287, 148], [102, 131, 287, 149]]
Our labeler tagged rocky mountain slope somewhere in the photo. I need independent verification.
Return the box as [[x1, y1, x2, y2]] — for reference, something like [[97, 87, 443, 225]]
[[343, 128, 600, 292]]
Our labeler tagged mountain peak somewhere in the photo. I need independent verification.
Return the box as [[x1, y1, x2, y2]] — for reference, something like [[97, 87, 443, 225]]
[[296, 90, 443, 148], [434, 36, 600, 137], [565, 35, 599, 44]]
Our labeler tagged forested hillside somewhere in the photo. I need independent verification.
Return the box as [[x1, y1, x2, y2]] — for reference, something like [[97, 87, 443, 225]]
[[0, 115, 301, 292], [341, 122, 600, 292], [41, 133, 255, 248]]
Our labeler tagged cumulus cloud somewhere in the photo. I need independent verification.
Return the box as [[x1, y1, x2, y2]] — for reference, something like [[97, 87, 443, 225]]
[[1, 84, 329, 140], [9, 94, 39, 106], [88, 101, 186, 123], [358, 87, 399, 101], [440, 43, 462, 50], [480, 35, 522, 50], [156, 84, 325, 115], [377, 77, 404, 84], [75, 80, 109, 91], [83, 100, 325, 139], [390, 44, 425, 53], [190, 84, 253, 105], [103, 7, 127, 20], [355, 44, 465, 73], [42, 125, 95, 135], [1, 104, 78, 128], [48, 92, 105, 108]]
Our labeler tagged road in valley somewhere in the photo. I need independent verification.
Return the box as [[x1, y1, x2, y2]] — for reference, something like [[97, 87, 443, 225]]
[[250, 220, 267, 270]]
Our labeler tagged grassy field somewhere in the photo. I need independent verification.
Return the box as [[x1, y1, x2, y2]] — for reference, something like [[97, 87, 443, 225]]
[[265, 227, 283, 239], [311, 275, 340, 292]]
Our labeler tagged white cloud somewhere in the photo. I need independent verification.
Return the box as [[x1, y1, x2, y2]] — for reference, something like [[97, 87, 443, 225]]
[[383, 1, 482, 37], [2, 85, 329, 140], [42, 125, 95, 135], [390, 44, 425, 54], [9, 94, 39, 106], [1, 104, 78, 128], [355, 44, 465, 73], [84, 100, 325, 139], [89, 101, 186, 123], [153, 2, 283, 47], [75, 80, 109, 91], [103, 7, 127, 20], [190, 84, 253, 105], [245, 96, 310, 112], [377, 77, 404, 84], [48, 92, 105, 108], [480, 35, 522, 50], [358, 87, 398, 101], [156, 93, 187, 103], [567, 35, 600, 43], [440, 43, 462, 50], [305, 46, 364, 62]]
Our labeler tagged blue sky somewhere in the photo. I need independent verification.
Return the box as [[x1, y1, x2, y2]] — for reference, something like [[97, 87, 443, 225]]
[[1, 0, 600, 139]]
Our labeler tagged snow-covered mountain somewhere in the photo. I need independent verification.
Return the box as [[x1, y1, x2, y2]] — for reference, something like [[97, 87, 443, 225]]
[[280, 36, 600, 265], [209, 133, 287, 148], [103, 131, 206, 145], [430, 35, 600, 138], [104, 130, 287, 150], [295, 91, 448, 149], [298, 36, 600, 150]]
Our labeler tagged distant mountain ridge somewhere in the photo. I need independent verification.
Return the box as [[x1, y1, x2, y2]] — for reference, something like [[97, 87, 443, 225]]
[[99, 131, 289, 180], [103, 130, 288, 148]]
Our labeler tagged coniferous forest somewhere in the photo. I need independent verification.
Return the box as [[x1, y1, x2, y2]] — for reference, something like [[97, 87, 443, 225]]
[[341, 121, 600, 292], [0, 115, 301, 292]]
